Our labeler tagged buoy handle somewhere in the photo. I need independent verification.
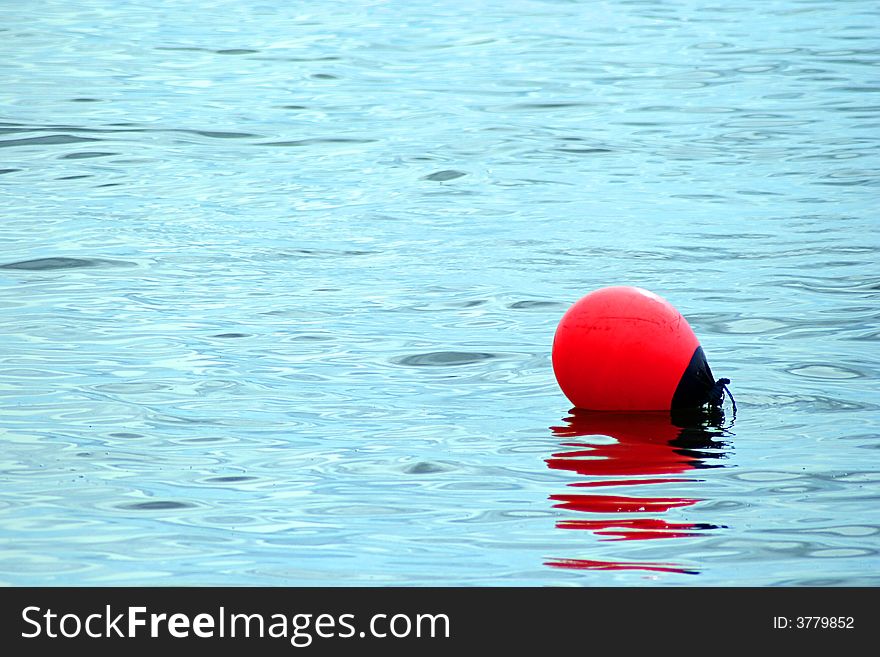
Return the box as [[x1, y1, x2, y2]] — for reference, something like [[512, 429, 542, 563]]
[[710, 378, 736, 414]]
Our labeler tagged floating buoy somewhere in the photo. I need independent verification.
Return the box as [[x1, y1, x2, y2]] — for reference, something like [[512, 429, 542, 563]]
[[552, 286, 730, 411]]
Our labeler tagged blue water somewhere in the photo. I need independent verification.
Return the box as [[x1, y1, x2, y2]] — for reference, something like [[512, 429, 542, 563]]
[[1, 0, 878, 586]]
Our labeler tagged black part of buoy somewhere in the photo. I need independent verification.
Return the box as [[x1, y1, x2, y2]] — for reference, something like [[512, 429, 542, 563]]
[[670, 346, 716, 410]]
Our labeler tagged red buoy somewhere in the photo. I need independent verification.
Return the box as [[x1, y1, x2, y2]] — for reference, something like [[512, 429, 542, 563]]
[[552, 286, 717, 411]]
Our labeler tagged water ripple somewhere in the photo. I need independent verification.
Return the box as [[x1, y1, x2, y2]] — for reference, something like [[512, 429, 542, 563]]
[[0, 134, 100, 148], [392, 351, 499, 367], [0, 257, 135, 270], [423, 169, 468, 181]]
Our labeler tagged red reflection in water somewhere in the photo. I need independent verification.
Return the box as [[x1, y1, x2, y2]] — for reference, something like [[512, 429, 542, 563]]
[[557, 518, 709, 541], [546, 410, 728, 574], [545, 558, 698, 575], [550, 493, 699, 513]]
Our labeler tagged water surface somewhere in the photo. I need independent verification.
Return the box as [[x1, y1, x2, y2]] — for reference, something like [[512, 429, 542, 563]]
[[1, 0, 878, 585]]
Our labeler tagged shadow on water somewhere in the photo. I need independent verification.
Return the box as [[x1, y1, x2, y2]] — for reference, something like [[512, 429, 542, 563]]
[[544, 408, 733, 575]]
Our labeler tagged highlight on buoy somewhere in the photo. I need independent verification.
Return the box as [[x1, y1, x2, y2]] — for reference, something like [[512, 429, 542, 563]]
[[551, 286, 734, 412]]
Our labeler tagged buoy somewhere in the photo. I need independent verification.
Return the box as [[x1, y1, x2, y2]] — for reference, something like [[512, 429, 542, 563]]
[[552, 286, 729, 411]]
